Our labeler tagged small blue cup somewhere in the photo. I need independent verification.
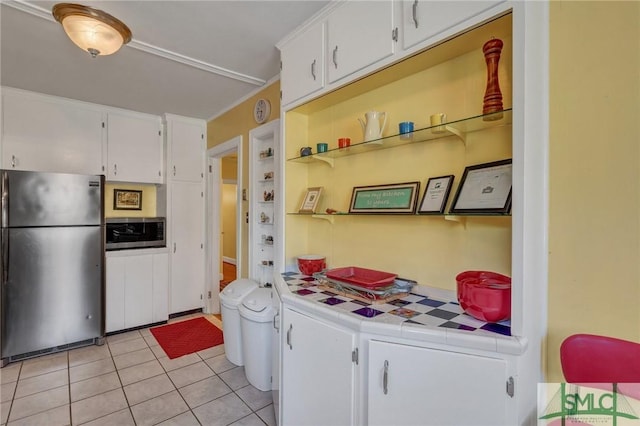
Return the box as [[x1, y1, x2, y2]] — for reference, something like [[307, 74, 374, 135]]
[[399, 121, 414, 139]]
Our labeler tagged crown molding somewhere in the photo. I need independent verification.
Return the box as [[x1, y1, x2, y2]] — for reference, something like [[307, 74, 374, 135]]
[[207, 74, 280, 122], [4, 0, 265, 86]]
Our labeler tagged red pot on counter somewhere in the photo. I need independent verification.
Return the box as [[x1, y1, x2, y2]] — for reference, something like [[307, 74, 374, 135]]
[[456, 270, 511, 323]]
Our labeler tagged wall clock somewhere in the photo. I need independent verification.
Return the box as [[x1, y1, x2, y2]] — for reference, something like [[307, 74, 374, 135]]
[[253, 98, 271, 124]]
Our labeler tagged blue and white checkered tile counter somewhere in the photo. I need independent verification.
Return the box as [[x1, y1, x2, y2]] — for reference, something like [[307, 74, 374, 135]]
[[280, 271, 513, 339]]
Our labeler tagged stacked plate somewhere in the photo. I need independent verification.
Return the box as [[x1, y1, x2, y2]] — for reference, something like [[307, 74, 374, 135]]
[[316, 266, 415, 297]]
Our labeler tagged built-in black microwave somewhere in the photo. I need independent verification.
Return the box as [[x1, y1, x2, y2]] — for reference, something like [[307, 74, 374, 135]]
[[105, 217, 165, 250]]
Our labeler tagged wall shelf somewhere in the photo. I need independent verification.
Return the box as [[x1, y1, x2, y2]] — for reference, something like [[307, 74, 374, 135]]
[[287, 212, 511, 223], [287, 109, 511, 163]]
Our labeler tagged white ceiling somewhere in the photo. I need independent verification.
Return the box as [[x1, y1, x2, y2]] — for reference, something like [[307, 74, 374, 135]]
[[0, 0, 330, 120]]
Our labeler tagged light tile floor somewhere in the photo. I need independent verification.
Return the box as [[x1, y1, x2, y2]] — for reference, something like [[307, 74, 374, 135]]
[[0, 315, 276, 426]]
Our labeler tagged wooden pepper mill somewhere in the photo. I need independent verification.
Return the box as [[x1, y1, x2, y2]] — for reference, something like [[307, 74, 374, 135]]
[[482, 38, 504, 121]]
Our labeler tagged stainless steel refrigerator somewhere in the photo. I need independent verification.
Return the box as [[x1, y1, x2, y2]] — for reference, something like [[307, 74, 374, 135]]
[[1, 170, 105, 365]]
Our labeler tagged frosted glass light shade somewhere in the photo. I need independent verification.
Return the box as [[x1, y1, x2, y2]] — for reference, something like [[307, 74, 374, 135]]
[[61, 15, 124, 56], [52, 3, 132, 57]]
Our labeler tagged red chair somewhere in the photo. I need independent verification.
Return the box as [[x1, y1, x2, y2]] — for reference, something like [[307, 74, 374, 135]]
[[560, 333, 640, 383]]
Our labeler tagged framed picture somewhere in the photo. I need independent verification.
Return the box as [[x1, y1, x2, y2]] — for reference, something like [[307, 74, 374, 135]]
[[349, 182, 420, 214], [450, 159, 512, 214], [418, 175, 454, 214], [298, 187, 323, 213], [113, 189, 143, 210]]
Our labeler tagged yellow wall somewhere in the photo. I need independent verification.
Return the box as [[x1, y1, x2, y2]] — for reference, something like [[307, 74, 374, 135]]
[[220, 156, 238, 262], [547, 2, 640, 381], [207, 82, 281, 277], [221, 156, 237, 181], [285, 18, 513, 289], [104, 182, 157, 218], [222, 183, 237, 260]]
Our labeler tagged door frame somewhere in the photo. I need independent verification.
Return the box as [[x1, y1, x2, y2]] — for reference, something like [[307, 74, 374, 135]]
[[205, 135, 242, 314]]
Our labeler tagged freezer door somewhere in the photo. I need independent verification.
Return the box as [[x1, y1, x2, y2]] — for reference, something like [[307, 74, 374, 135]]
[[1, 226, 103, 358], [2, 170, 102, 227]]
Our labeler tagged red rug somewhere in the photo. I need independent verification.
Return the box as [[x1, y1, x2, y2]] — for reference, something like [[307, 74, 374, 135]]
[[151, 317, 224, 359]]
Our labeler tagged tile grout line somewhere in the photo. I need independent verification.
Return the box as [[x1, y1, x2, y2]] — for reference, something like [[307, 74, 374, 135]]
[[67, 351, 72, 426], [103, 333, 138, 426], [4, 361, 22, 424], [110, 333, 140, 426], [147, 330, 194, 423], [3, 315, 275, 426]]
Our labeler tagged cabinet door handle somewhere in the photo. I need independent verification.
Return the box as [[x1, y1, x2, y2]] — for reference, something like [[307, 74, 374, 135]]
[[173, 242, 176, 253], [11, 155, 16, 168], [311, 59, 317, 80], [412, 0, 419, 28], [392, 27, 398, 42], [332, 46, 338, 69], [383, 360, 389, 395], [286, 324, 293, 349], [113, 164, 117, 176], [273, 313, 280, 331], [173, 165, 176, 176]]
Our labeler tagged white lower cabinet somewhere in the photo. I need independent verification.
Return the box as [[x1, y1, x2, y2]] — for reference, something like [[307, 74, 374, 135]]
[[123, 255, 153, 329], [106, 251, 169, 333], [367, 339, 509, 426], [281, 307, 357, 426]]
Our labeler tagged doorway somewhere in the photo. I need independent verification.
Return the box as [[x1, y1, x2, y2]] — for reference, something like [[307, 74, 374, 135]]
[[206, 135, 242, 314]]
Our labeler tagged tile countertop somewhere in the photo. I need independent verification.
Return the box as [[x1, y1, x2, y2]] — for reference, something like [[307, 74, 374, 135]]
[[276, 272, 528, 356]]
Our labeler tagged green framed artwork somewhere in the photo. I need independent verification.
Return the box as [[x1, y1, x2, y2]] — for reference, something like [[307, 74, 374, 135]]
[[349, 182, 420, 214]]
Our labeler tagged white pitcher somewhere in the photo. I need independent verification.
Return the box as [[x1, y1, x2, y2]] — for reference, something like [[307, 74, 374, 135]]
[[358, 111, 387, 142]]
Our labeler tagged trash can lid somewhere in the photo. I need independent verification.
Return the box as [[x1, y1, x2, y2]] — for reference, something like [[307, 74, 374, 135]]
[[239, 287, 275, 322], [219, 278, 259, 307]]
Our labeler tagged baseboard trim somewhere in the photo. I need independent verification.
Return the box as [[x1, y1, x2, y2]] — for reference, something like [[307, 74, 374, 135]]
[[168, 308, 204, 319], [222, 257, 236, 265]]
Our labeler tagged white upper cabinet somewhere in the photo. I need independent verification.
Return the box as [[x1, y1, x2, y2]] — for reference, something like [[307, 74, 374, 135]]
[[280, 23, 325, 106], [402, 0, 503, 50], [106, 111, 163, 183], [327, 0, 396, 84], [166, 115, 205, 183], [1, 89, 104, 175]]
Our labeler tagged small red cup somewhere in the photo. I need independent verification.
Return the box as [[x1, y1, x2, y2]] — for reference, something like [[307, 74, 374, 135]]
[[338, 137, 351, 148]]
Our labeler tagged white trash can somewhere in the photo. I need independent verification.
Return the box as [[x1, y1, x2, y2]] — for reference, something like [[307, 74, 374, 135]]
[[219, 278, 259, 366], [239, 287, 275, 391]]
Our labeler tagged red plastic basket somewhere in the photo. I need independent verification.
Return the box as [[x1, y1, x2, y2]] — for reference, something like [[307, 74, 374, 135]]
[[456, 270, 511, 323], [326, 266, 397, 289]]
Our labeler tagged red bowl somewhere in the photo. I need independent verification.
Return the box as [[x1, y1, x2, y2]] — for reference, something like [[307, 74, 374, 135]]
[[297, 255, 326, 276], [456, 271, 511, 323]]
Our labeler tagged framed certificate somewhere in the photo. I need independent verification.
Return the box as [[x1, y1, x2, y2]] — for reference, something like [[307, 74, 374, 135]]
[[298, 187, 323, 213], [418, 175, 454, 214], [450, 159, 512, 214]]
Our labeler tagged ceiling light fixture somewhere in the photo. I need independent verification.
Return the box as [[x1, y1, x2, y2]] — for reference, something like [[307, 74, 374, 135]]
[[52, 3, 132, 58]]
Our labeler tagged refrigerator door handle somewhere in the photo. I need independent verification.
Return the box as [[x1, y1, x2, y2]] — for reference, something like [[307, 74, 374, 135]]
[[1, 170, 8, 228], [1, 171, 8, 284], [1, 229, 7, 285]]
